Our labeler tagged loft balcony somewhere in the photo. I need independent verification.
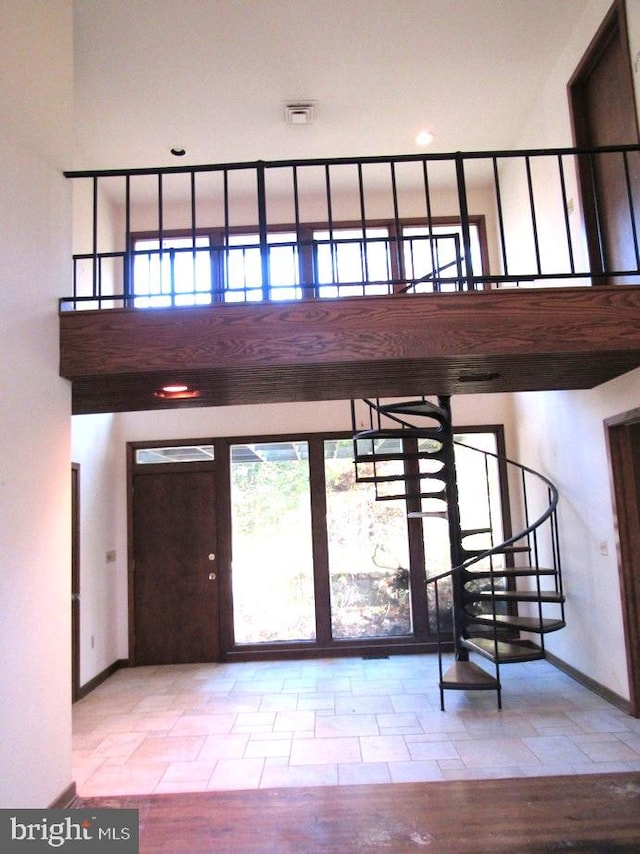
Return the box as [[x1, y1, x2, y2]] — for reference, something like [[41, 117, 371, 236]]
[[60, 146, 640, 414]]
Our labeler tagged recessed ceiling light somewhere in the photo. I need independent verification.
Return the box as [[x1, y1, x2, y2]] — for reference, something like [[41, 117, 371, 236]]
[[415, 130, 434, 147], [154, 384, 200, 400], [161, 384, 188, 393]]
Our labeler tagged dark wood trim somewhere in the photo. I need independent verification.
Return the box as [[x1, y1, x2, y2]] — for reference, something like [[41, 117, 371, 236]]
[[568, 0, 640, 278], [214, 437, 234, 656], [604, 406, 640, 717], [545, 649, 631, 715], [71, 463, 80, 704], [49, 782, 77, 809], [308, 438, 333, 646], [77, 659, 128, 701]]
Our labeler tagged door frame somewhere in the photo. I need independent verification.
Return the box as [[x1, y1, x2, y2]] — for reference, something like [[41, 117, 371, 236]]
[[127, 438, 219, 665], [605, 406, 640, 717], [567, 0, 640, 278], [71, 462, 80, 702]]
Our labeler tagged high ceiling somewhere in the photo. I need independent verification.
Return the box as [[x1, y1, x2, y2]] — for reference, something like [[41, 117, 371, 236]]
[[72, 0, 589, 172]]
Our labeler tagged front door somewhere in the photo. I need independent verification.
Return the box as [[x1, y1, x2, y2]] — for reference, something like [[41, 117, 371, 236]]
[[132, 461, 219, 664], [569, 0, 640, 282]]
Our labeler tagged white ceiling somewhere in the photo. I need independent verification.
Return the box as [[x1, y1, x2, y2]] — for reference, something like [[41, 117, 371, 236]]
[[72, 0, 589, 172]]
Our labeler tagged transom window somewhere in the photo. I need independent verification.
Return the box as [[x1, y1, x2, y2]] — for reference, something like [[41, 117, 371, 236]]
[[131, 219, 485, 306]]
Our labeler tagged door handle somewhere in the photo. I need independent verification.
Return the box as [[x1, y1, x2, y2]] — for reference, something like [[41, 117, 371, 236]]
[[208, 572, 216, 581], [208, 553, 215, 561]]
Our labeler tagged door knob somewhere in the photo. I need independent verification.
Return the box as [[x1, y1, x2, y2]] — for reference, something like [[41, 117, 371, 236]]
[[208, 553, 215, 561], [208, 572, 216, 581]]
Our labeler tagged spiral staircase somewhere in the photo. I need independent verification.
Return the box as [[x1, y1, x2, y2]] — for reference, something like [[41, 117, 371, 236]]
[[351, 396, 565, 709]]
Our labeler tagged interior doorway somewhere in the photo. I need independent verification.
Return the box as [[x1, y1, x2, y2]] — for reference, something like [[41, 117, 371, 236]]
[[71, 463, 80, 702], [606, 409, 640, 717], [568, 0, 640, 282], [129, 443, 219, 665]]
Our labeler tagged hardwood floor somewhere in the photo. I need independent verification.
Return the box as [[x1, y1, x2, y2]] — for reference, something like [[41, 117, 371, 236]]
[[76, 771, 640, 852]]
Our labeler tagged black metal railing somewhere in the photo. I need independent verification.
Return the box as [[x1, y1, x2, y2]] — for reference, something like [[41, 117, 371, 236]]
[[61, 144, 640, 310]]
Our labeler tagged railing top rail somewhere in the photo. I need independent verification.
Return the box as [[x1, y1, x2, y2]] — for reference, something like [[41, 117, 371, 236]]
[[428, 439, 559, 587], [63, 143, 640, 180]]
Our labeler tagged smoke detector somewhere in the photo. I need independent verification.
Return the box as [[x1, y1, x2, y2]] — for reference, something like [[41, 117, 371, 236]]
[[284, 103, 315, 125]]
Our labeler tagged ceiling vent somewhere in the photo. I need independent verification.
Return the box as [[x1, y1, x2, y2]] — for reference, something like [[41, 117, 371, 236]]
[[284, 103, 315, 125]]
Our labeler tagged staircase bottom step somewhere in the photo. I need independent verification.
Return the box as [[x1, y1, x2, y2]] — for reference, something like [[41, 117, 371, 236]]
[[440, 660, 500, 691], [463, 637, 545, 663]]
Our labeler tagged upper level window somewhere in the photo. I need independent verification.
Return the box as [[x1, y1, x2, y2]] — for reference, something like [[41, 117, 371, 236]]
[[131, 219, 485, 307]]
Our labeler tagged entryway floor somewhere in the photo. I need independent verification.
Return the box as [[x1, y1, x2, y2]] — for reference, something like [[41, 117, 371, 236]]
[[73, 654, 640, 797]]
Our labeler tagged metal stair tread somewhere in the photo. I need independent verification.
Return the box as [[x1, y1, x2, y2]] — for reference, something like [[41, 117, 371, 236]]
[[462, 637, 545, 663], [471, 589, 564, 603], [440, 660, 500, 690], [377, 400, 449, 422], [471, 613, 566, 633], [464, 566, 557, 579]]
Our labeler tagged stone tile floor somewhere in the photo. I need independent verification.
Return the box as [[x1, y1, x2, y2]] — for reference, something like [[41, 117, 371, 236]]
[[72, 655, 640, 796]]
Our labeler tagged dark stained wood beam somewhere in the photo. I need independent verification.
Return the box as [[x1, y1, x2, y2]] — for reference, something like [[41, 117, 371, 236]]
[[60, 286, 640, 414]]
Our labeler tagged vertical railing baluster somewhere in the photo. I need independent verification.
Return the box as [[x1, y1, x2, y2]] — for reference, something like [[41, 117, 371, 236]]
[[454, 154, 474, 290], [357, 163, 370, 289], [422, 159, 437, 292], [623, 150, 640, 270], [223, 169, 230, 300], [492, 156, 509, 282], [92, 176, 98, 300], [325, 164, 337, 290], [257, 161, 270, 301], [525, 155, 542, 276], [190, 170, 198, 302], [587, 150, 606, 276], [158, 173, 164, 302], [557, 154, 575, 275], [124, 174, 132, 306], [390, 162, 403, 286]]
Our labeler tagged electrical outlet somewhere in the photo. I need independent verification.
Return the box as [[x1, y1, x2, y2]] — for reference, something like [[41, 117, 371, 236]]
[[106, 549, 116, 563], [91, 635, 95, 649]]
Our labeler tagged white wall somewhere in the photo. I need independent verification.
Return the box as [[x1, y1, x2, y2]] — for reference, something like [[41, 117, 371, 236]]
[[507, 0, 640, 701], [71, 414, 122, 683], [0, 1, 74, 807]]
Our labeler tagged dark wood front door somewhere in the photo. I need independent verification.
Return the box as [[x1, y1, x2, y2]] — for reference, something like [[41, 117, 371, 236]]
[[569, 0, 640, 282], [133, 465, 219, 664]]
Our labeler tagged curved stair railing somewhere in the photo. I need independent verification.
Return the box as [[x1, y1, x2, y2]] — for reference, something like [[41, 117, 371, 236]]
[[351, 395, 565, 710]]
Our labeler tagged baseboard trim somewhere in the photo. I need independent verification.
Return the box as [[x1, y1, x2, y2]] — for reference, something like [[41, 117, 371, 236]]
[[49, 782, 77, 809], [76, 659, 128, 702], [546, 650, 631, 715]]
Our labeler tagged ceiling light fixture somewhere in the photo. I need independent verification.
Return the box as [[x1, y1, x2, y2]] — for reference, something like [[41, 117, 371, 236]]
[[415, 129, 434, 147], [154, 384, 200, 400]]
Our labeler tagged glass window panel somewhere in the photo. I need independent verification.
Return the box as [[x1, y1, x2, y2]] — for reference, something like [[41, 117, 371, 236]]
[[403, 224, 482, 292], [133, 236, 211, 307], [314, 228, 391, 297], [325, 438, 412, 639], [230, 441, 315, 643], [224, 232, 300, 302], [135, 445, 214, 464]]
